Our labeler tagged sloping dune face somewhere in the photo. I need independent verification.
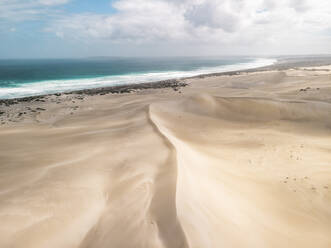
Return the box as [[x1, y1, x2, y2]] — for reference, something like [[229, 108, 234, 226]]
[[149, 95, 331, 248], [0, 96, 189, 248], [1, 68, 331, 248]]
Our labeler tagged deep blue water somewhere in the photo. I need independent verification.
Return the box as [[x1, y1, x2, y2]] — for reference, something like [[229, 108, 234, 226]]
[[0, 57, 276, 99]]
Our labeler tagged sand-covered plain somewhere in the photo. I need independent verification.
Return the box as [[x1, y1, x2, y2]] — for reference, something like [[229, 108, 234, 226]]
[[0, 65, 331, 248]]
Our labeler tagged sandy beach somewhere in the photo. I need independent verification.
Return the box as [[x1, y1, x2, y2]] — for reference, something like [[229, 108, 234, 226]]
[[1, 61, 331, 248]]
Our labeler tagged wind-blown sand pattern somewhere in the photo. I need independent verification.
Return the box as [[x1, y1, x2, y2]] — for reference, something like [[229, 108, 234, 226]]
[[0, 65, 331, 247]]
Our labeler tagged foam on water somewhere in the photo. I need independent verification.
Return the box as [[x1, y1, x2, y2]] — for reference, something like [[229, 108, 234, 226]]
[[0, 58, 276, 99]]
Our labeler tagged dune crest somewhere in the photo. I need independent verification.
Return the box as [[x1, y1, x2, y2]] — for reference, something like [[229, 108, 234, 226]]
[[1, 66, 331, 247], [149, 94, 331, 247]]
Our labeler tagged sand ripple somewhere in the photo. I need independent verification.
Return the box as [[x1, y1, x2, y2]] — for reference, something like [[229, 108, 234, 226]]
[[1, 67, 331, 247]]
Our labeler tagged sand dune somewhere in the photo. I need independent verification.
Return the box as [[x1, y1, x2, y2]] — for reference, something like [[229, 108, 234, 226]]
[[1, 66, 331, 247], [150, 95, 331, 247]]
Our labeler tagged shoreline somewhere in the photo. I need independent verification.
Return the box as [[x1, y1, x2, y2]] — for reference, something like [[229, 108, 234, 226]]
[[1, 55, 330, 104], [1, 58, 331, 247], [0, 56, 331, 126]]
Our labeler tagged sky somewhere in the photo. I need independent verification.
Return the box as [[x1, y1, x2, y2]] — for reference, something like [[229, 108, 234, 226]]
[[1, 0, 331, 58]]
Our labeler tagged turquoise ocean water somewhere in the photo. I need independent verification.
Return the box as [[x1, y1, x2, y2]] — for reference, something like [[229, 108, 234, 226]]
[[0, 57, 276, 99]]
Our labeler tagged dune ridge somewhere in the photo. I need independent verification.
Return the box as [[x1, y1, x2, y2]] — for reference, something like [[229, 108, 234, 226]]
[[149, 94, 331, 247], [0, 66, 331, 247]]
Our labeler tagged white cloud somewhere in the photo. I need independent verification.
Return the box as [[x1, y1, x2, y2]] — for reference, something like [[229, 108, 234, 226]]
[[39, 0, 70, 6], [2, 0, 331, 55], [48, 0, 190, 42], [47, 0, 331, 52], [185, 1, 241, 32], [0, 0, 70, 21]]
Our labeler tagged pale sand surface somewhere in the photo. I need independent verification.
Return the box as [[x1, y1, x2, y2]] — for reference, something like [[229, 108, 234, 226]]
[[0, 65, 331, 247]]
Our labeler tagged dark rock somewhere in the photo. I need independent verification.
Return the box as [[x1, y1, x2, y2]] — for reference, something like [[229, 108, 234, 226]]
[[0, 79, 188, 103]]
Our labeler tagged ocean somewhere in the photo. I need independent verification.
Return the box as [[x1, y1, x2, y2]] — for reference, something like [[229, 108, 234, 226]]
[[0, 57, 276, 99]]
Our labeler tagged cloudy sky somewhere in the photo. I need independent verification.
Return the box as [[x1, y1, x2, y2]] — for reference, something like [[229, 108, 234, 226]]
[[1, 0, 331, 58]]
